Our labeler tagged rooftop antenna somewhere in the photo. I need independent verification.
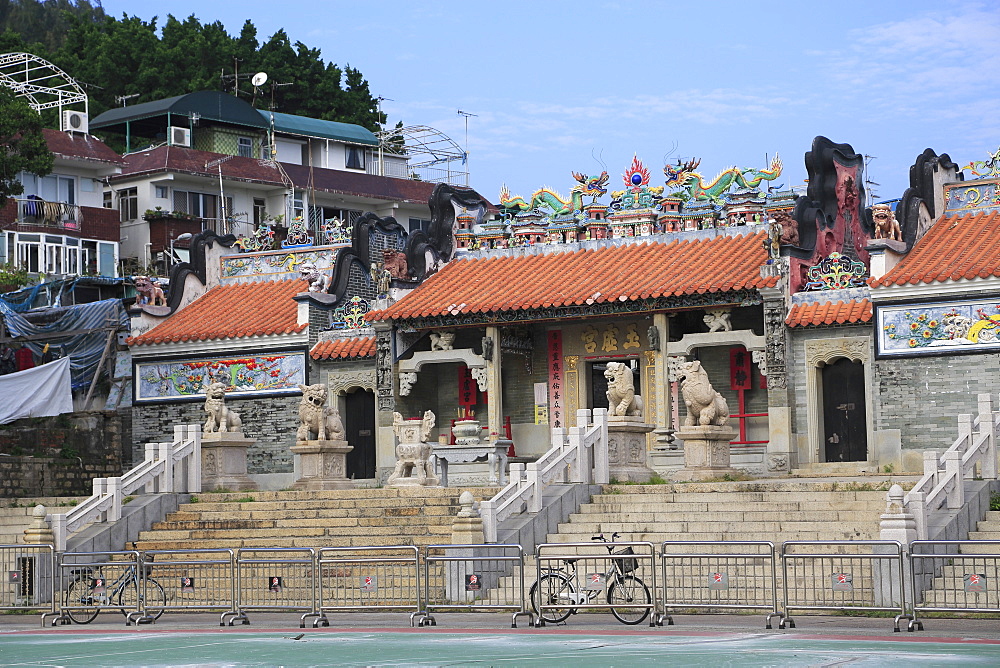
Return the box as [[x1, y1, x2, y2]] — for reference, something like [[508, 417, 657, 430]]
[[457, 109, 477, 180], [375, 96, 394, 176], [115, 93, 139, 107], [251, 72, 268, 108], [863, 154, 879, 201]]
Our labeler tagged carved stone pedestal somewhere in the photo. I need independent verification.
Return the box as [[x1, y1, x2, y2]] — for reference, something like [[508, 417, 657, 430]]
[[201, 432, 258, 491], [672, 425, 740, 481], [290, 440, 354, 490], [607, 416, 656, 483]]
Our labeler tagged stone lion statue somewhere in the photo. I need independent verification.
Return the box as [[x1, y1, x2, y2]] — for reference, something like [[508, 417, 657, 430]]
[[134, 275, 166, 307], [298, 262, 331, 293], [703, 309, 732, 333], [429, 330, 456, 351], [383, 249, 408, 279], [871, 203, 902, 242], [677, 360, 730, 427], [203, 382, 243, 435], [604, 361, 644, 417], [296, 383, 345, 442]]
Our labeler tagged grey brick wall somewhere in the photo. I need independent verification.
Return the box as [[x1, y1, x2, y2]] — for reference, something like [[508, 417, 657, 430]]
[[131, 395, 300, 474], [874, 352, 1000, 451]]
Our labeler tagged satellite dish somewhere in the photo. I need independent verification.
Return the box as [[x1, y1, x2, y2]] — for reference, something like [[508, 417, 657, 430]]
[[251, 72, 268, 87]]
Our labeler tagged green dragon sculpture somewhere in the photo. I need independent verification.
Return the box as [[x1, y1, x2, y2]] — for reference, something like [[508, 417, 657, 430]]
[[663, 155, 783, 202], [499, 171, 610, 214]]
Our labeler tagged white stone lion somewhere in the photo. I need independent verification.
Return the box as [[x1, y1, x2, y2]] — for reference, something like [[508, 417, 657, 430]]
[[203, 382, 243, 435], [604, 361, 644, 417], [677, 360, 730, 427], [296, 383, 345, 442], [298, 262, 331, 293]]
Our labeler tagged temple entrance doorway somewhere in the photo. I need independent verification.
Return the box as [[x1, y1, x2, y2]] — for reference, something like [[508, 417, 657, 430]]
[[344, 389, 376, 479], [821, 358, 867, 462]]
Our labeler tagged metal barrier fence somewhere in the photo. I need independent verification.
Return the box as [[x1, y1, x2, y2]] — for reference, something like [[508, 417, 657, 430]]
[[657, 541, 779, 628], [909, 540, 1000, 632], [0, 544, 56, 624], [534, 541, 657, 627], [313, 546, 422, 628], [142, 549, 237, 626], [235, 548, 317, 627], [416, 544, 532, 628], [53, 550, 151, 626], [779, 540, 913, 631]]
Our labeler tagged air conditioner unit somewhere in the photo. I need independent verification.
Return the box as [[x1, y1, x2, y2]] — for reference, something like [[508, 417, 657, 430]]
[[169, 126, 191, 147], [62, 110, 88, 134]]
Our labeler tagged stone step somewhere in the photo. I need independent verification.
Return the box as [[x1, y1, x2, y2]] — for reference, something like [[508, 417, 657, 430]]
[[135, 534, 448, 551], [169, 506, 457, 521], [0, 496, 85, 508], [193, 488, 496, 502], [589, 491, 886, 504], [555, 521, 877, 537], [578, 500, 882, 513], [568, 510, 861, 524], [182, 498, 462, 513], [138, 523, 451, 542]]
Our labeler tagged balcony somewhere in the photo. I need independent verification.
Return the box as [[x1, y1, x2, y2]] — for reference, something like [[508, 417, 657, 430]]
[[10, 198, 83, 231]]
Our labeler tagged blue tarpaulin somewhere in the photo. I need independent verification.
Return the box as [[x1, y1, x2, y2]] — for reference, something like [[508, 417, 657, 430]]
[[0, 298, 129, 389]]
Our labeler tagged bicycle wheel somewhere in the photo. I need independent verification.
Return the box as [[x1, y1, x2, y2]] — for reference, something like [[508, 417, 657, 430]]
[[64, 577, 100, 624], [607, 575, 651, 625], [529, 573, 576, 624], [118, 578, 167, 620]]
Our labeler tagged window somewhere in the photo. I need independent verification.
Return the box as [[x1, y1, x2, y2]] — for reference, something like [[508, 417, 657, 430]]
[[292, 190, 305, 220], [119, 187, 138, 221], [345, 146, 366, 170], [154, 185, 168, 199], [409, 218, 431, 234], [173, 190, 218, 220], [103, 190, 112, 209], [253, 198, 266, 226], [238, 136, 254, 158]]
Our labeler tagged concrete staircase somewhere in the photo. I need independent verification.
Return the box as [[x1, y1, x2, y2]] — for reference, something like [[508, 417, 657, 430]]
[[0, 497, 83, 545], [917, 508, 1000, 608], [134, 488, 499, 551]]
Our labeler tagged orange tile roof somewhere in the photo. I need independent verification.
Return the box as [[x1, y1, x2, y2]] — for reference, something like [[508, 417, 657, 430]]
[[129, 279, 308, 346], [310, 337, 375, 360], [369, 233, 776, 322], [872, 211, 1000, 287], [786, 299, 872, 327]]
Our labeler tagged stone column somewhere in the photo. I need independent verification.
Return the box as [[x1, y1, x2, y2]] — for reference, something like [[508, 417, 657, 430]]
[[650, 313, 673, 449], [485, 325, 503, 443], [760, 282, 793, 474]]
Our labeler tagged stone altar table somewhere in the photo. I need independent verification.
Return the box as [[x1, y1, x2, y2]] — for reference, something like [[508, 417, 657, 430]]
[[431, 441, 510, 487]]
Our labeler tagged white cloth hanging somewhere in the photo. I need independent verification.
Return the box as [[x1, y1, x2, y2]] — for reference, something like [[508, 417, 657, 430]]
[[0, 356, 73, 424]]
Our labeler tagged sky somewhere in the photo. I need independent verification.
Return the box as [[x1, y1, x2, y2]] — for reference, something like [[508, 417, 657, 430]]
[[98, 0, 1000, 206]]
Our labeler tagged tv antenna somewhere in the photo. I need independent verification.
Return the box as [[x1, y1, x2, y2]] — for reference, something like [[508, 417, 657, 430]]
[[863, 154, 879, 200], [457, 109, 477, 173], [115, 93, 139, 107]]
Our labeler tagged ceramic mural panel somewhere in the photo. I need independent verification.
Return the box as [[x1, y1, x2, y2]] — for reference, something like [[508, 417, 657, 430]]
[[943, 179, 1000, 215], [135, 351, 306, 401], [220, 247, 341, 281], [877, 299, 1000, 356]]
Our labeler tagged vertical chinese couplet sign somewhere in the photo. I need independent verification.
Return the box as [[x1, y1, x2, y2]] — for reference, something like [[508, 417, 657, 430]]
[[458, 366, 478, 408], [547, 330, 564, 429], [730, 346, 751, 391]]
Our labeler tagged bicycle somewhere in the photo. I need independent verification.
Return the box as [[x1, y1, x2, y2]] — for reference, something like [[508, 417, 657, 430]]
[[62, 551, 166, 624], [530, 532, 651, 625]]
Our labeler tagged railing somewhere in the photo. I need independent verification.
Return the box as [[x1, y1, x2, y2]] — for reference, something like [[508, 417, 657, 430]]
[[903, 393, 998, 540], [13, 198, 83, 230], [480, 408, 608, 543], [48, 425, 202, 552]]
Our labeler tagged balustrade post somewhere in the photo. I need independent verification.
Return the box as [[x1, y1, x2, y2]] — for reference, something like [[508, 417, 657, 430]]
[[567, 426, 584, 483], [907, 491, 927, 541], [159, 441, 173, 493], [50, 513, 66, 553], [527, 462, 542, 513], [480, 499, 497, 543], [922, 450, 939, 486], [943, 450, 964, 509], [592, 407, 609, 485], [108, 477, 122, 522], [92, 478, 107, 522], [979, 394, 998, 480], [957, 414, 973, 454], [145, 441, 156, 464], [551, 427, 566, 451], [189, 425, 202, 493]]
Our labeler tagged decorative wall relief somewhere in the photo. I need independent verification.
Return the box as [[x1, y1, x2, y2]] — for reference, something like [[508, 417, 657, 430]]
[[136, 352, 306, 402], [803, 252, 868, 291], [328, 296, 371, 331], [376, 329, 394, 411], [877, 299, 1000, 356], [221, 247, 338, 282], [762, 297, 787, 390], [943, 179, 1000, 215]]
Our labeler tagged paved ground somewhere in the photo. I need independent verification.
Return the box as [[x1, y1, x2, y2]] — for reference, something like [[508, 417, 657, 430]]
[[1, 612, 999, 666]]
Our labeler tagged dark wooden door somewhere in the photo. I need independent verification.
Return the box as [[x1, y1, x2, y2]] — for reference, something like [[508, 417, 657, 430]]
[[822, 358, 867, 462], [344, 389, 375, 479]]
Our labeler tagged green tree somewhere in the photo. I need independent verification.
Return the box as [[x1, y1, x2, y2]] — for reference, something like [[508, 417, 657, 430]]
[[0, 85, 53, 199]]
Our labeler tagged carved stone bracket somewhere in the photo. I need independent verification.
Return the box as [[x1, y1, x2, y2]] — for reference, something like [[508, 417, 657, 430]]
[[376, 327, 394, 412], [399, 371, 417, 396], [666, 355, 688, 383], [328, 369, 376, 396], [761, 292, 787, 390], [500, 327, 533, 373], [470, 367, 488, 392], [752, 349, 768, 377], [805, 337, 868, 366]]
